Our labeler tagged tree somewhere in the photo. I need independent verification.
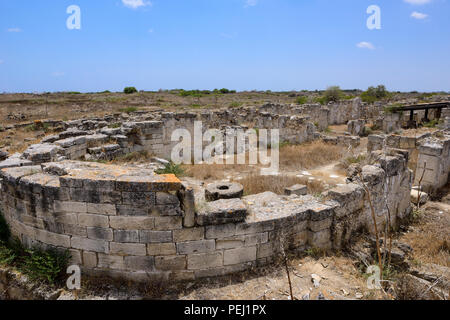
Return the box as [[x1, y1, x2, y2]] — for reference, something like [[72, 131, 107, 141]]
[[324, 86, 342, 103], [124, 87, 138, 94]]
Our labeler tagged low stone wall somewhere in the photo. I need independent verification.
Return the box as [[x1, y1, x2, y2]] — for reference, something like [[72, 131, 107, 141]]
[[0, 153, 412, 282]]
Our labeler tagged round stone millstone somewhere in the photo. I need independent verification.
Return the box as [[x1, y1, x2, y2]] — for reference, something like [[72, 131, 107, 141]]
[[205, 182, 244, 202]]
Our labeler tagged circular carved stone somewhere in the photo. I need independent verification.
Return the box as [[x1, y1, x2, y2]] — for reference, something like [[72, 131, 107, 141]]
[[205, 182, 244, 202]]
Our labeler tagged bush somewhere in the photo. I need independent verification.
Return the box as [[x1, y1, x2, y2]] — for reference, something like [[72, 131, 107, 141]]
[[155, 162, 185, 177], [229, 101, 243, 108], [296, 96, 308, 105], [21, 247, 70, 284], [324, 86, 342, 103], [384, 103, 403, 114], [361, 85, 389, 103], [123, 87, 138, 94]]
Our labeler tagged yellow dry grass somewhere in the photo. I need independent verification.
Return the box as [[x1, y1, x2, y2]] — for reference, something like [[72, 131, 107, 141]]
[[402, 204, 450, 267], [280, 141, 344, 170]]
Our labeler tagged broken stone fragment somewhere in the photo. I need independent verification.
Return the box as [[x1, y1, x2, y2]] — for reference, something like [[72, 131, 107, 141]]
[[285, 184, 307, 196], [411, 189, 428, 205]]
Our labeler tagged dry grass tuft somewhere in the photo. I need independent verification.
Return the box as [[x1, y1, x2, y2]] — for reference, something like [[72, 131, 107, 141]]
[[236, 174, 326, 196], [402, 205, 450, 267], [280, 141, 344, 170]]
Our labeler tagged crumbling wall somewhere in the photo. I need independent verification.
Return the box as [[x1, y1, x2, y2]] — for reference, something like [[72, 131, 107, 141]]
[[0, 152, 413, 282], [415, 137, 450, 194]]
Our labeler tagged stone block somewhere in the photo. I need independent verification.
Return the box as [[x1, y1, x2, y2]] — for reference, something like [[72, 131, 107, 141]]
[[224, 246, 257, 265], [109, 216, 154, 230], [71, 236, 109, 254], [110, 242, 147, 256], [124, 256, 155, 272], [87, 203, 116, 215], [147, 243, 177, 256], [187, 252, 223, 270], [176, 240, 215, 255], [83, 251, 98, 268], [284, 184, 307, 196], [114, 230, 139, 243], [205, 224, 236, 239], [196, 199, 247, 226], [155, 256, 186, 271], [154, 216, 182, 230], [78, 213, 109, 228], [139, 230, 173, 243], [54, 201, 87, 213], [87, 227, 113, 241], [173, 227, 204, 242]]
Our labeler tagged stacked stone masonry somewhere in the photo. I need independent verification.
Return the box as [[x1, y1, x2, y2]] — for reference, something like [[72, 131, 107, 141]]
[[0, 153, 412, 282]]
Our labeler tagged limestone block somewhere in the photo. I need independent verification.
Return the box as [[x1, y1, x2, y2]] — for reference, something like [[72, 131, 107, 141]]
[[139, 230, 172, 243], [173, 227, 205, 242], [155, 256, 186, 271], [176, 240, 215, 255], [284, 184, 307, 196], [110, 242, 147, 256], [224, 246, 257, 265], [187, 252, 223, 270], [71, 236, 109, 254], [114, 230, 139, 243], [147, 243, 177, 256]]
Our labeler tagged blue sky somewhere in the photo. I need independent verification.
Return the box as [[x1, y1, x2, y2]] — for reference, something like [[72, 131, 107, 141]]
[[0, 0, 449, 93]]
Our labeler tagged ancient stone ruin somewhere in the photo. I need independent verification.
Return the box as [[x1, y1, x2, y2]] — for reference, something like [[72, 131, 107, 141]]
[[0, 100, 449, 283]]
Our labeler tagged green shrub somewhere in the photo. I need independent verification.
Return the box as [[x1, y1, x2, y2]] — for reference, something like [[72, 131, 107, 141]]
[[361, 85, 389, 103], [124, 87, 138, 94], [155, 162, 185, 177], [423, 119, 439, 128], [0, 242, 17, 266], [296, 96, 308, 105], [314, 96, 328, 105], [384, 103, 403, 114], [324, 86, 342, 103], [21, 248, 70, 284], [229, 101, 243, 108]]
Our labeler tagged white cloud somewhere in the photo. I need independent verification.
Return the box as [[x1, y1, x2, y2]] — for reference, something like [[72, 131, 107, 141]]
[[122, 0, 152, 9], [411, 11, 428, 19], [0, 60, 3, 64], [7, 28, 21, 32], [51, 72, 65, 77], [357, 42, 375, 50], [245, 0, 258, 8], [403, 0, 432, 5]]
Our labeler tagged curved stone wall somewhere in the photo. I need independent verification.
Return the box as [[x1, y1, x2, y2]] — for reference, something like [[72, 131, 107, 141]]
[[0, 150, 412, 282]]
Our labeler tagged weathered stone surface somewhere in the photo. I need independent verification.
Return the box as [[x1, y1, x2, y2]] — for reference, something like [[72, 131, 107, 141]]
[[205, 182, 244, 201], [187, 252, 223, 270], [284, 184, 307, 196], [196, 199, 248, 226], [147, 243, 177, 256], [139, 230, 172, 243], [110, 243, 147, 256], [224, 246, 257, 265], [176, 240, 215, 255], [173, 227, 204, 242]]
